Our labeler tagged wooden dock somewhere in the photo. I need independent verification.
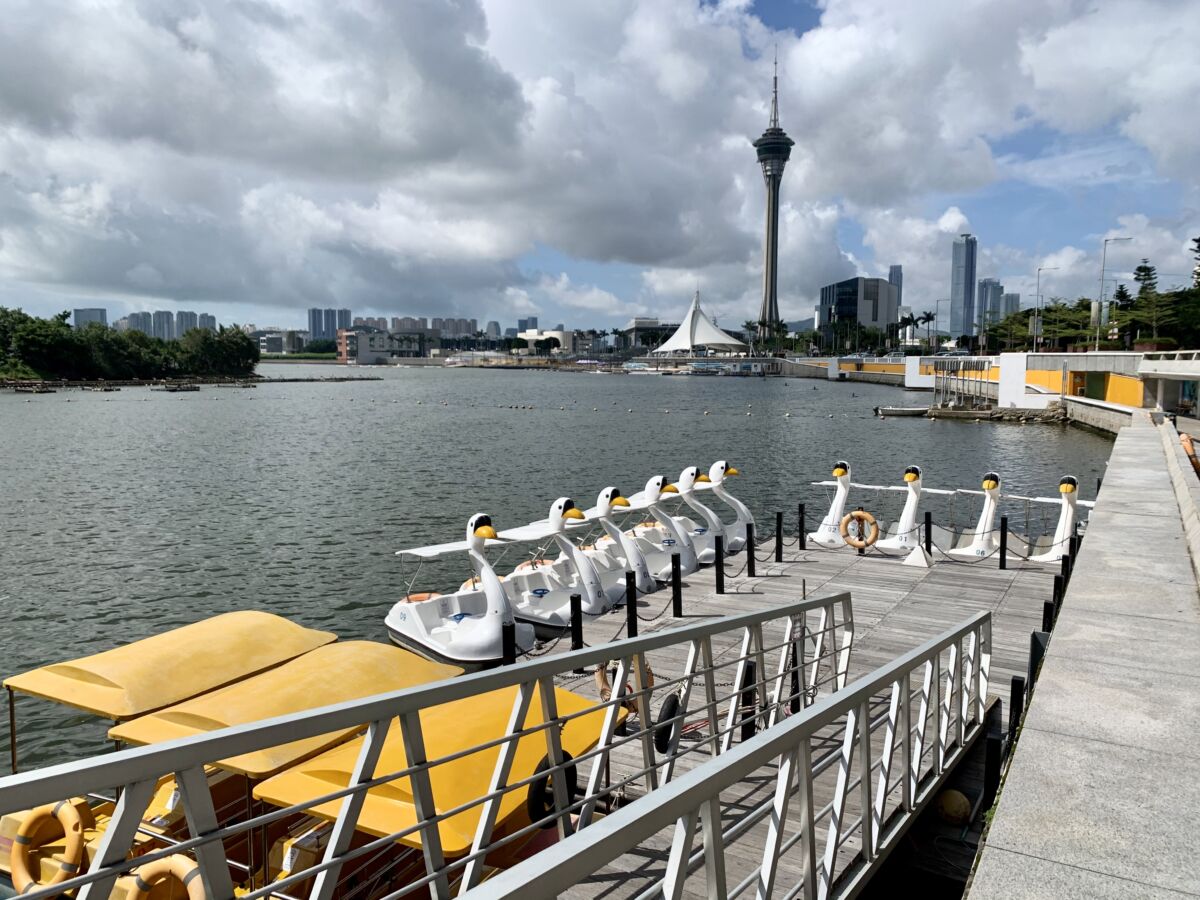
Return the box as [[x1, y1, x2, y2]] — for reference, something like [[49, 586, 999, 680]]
[[536, 537, 1057, 898]]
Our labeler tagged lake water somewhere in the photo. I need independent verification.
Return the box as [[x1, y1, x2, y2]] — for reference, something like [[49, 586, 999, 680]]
[[0, 363, 1113, 766]]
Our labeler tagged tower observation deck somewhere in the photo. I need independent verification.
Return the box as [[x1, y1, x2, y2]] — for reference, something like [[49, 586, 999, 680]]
[[753, 56, 794, 334]]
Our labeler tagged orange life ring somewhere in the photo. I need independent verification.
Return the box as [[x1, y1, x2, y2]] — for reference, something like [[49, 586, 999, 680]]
[[10, 801, 86, 896], [126, 854, 206, 900], [1181, 434, 1200, 476], [839, 511, 879, 548], [595, 662, 655, 710]]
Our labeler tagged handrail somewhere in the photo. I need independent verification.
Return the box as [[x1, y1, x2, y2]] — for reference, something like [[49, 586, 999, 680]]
[[471, 612, 991, 900], [0, 593, 854, 900]]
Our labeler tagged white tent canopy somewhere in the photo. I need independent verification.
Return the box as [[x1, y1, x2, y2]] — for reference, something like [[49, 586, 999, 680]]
[[651, 292, 748, 354]]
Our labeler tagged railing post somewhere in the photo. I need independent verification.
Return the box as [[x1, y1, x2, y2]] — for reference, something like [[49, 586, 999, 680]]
[[1060, 553, 1072, 588], [626, 571, 638, 638], [983, 702, 1003, 811], [1052, 574, 1064, 613], [570, 594, 584, 673], [671, 553, 682, 618], [739, 661, 757, 742], [747, 523, 756, 577], [1042, 600, 1055, 633], [799, 503, 807, 550], [501, 621, 516, 666], [924, 510, 933, 556], [1008, 675, 1026, 746], [999, 515, 1008, 570], [1028, 631, 1049, 689], [775, 511, 784, 562], [715, 535, 725, 594]]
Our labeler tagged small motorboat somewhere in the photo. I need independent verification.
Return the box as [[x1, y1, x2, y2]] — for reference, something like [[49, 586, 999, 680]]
[[497, 499, 620, 633], [704, 460, 754, 553], [874, 406, 928, 417], [385, 515, 536, 668]]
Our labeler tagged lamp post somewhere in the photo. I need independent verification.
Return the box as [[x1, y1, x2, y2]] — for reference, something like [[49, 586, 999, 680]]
[[934, 298, 950, 351], [1035, 266, 1059, 351], [1096, 236, 1132, 351]]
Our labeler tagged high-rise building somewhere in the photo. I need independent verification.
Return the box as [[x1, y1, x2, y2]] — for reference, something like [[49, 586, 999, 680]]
[[976, 278, 1004, 331], [1002, 293, 1020, 318], [73, 308, 107, 328], [753, 58, 793, 332], [516, 318, 528, 333], [554, 323, 564, 331], [308, 308, 325, 341], [336, 309, 351, 331], [198, 313, 216, 331], [504, 327, 518, 338], [950, 234, 978, 338], [888, 266, 903, 308], [176, 310, 198, 335], [323, 310, 338, 342], [818, 277, 900, 345], [526, 316, 538, 330], [127, 312, 152, 335], [151, 310, 175, 341], [485, 321, 501, 339]]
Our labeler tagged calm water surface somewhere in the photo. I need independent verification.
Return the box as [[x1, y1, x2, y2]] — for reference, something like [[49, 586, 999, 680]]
[[0, 364, 1113, 765]]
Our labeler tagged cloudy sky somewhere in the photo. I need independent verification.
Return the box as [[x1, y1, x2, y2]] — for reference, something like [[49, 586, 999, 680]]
[[0, 0, 1197, 331]]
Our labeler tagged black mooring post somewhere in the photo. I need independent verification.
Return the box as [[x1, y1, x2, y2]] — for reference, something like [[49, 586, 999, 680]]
[[747, 523, 757, 577], [1028, 631, 1050, 689], [739, 661, 757, 742], [1095, 475, 1103, 496], [984, 706, 1003, 810], [501, 621, 516, 666], [1052, 574, 1064, 614], [775, 511, 784, 562], [671, 553, 682, 617], [799, 503, 807, 550], [999, 515, 1008, 570], [1060, 553, 1072, 588], [570, 594, 584, 673], [715, 535, 725, 594], [625, 571, 638, 639], [924, 510, 932, 556], [1042, 600, 1056, 633], [1008, 676, 1026, 747]]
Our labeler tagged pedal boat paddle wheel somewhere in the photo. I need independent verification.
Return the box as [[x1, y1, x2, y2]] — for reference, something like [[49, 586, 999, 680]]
[[385, 514, 536, 668]]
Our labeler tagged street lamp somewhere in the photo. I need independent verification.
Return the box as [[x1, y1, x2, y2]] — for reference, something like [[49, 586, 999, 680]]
[[1096, 236, 1132, 350], [933, 298, 950, 350], [1035, 266, 1059, 351]]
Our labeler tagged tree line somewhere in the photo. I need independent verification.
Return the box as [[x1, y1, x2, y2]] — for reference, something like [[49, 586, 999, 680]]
[[0, 308, 260, 380]]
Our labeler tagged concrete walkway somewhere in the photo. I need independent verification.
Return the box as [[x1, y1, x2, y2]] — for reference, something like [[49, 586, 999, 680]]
[[968, 413, 1200, 898]]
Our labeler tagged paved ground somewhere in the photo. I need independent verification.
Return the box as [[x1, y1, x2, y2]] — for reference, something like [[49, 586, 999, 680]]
[[968, 414, 1200, 899]]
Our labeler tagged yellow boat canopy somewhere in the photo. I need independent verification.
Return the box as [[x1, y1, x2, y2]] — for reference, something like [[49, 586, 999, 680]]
[[3, 611, 336, 720], [254, 684, 616, 857], [110, 642, 461, 778]]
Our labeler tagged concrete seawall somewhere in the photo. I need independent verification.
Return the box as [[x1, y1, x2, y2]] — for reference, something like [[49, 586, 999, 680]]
[[968, 412, 1200, 897]]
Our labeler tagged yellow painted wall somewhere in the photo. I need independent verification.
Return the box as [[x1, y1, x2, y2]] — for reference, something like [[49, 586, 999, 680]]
[[856, 362, 906, 374], [1025, 369, 1064, 393], [1104, 373, 1145, 407]]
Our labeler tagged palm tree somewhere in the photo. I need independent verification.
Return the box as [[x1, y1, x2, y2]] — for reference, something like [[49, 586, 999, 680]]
[[918, 311, 936, 348]]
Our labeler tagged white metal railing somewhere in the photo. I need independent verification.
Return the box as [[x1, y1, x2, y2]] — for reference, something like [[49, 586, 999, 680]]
[[0, 594, 853, 900], [471, 612, 991, 900]]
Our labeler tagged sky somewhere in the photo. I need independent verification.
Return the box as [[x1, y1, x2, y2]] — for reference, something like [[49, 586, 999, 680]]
[[0, 0, 1197, 331]]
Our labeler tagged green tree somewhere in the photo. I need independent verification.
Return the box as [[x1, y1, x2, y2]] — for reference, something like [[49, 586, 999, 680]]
[[1191, 237, 1200, 289], [1113, 283, 1134, 311], [303, 339, 337, 354], [1133, 259, 1158, 300]]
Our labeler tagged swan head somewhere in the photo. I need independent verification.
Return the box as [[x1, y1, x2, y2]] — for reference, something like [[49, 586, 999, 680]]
[[982, 472, 1001, 496], [645, 475, 677, 502], [672, 465, 710, 494], [1059, 475, 1078, 501], [709, 460, 740, 485], [903, 465, 922, 487], [466, 513, 497, 549], [832, 460, 851, 482], [548, 497, 585, 531], [596, 486, 630, 515]]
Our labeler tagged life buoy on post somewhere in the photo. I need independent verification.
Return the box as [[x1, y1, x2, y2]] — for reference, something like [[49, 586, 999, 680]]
[[839, 510, 879, 549], [10, 801, 85, 895], [126, 854, 206, 900]]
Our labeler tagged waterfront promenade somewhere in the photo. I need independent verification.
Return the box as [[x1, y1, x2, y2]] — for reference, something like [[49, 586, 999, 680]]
[[968, 413, 1200, 898]]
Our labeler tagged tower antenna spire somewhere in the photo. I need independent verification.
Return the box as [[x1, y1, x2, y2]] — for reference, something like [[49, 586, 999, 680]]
[[770, 45, 779, 128]]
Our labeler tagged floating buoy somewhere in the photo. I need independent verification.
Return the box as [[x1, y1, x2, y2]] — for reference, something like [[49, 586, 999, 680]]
[[936, 789, 971, 825], [827, 413, 834, 418], [664, 409, 670, 414], [559, 405, 565, 410], [703, 410, 710, 415], [592, 407, 598, 412], [784, 412, 791, 418], [417, 400, 422, 404], [746, 412, 752, 416], [627, 409, 633, 413]]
